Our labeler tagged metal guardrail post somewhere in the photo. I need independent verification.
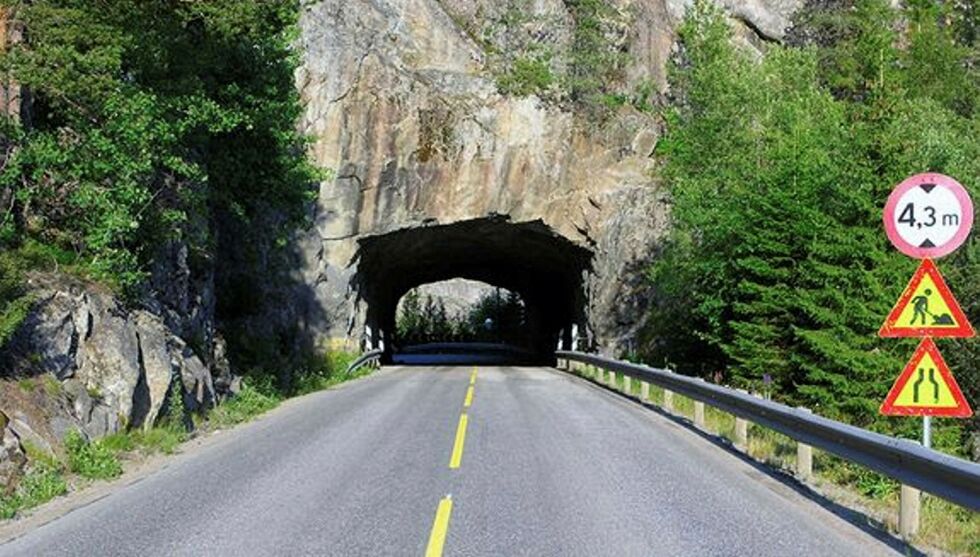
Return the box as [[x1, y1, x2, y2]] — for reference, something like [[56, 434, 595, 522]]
[[607, 370, 616, 389], [663, 388, 674, 412], [735, 416, 748, 450], [641, 381, 650, 402], [797, 407, 813, 481], [623, 376, 632, 397], [900, 484, 921, 539], [734, 389, 749, 450], [693, 401, 705, 429]]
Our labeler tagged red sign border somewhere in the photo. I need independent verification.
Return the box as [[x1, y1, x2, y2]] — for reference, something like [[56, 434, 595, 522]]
[[883, 172, 973, 259], [880, 338, 973, 417], [878, 258, 975, 338]]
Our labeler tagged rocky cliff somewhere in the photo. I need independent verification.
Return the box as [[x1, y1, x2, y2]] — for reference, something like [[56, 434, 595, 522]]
[[0, 0, 806, 482], [0, 274, 218, 466], [291, 0, 801, 354]]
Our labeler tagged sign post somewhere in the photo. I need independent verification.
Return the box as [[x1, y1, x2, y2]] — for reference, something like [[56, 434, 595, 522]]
[[881, 173, 974, 450]]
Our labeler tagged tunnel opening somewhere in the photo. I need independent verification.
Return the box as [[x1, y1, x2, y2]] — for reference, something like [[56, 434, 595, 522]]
[[393, 280, 533, 364], [353, 216, 592, 365]]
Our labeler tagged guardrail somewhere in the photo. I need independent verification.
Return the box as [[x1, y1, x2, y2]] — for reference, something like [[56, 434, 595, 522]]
[[555, 351, 980, 537], [346, 349, 384, 375]]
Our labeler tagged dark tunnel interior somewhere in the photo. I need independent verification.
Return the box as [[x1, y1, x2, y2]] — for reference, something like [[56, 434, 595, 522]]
[[353, 217, 593, 364]]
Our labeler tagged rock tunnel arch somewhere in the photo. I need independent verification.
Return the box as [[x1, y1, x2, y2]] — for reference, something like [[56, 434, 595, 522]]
[[353, 217, 592, 364]]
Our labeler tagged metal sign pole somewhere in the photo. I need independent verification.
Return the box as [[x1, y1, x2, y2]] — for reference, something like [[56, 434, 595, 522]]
[[923, 416, 932, 449]]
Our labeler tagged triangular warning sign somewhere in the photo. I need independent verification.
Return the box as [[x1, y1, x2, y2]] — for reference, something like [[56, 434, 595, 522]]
[[880, 339, 972, 417], [879, 258, 975, 338]]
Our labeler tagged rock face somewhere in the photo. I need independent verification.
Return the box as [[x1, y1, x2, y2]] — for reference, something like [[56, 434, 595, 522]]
[[0, 412, 25, 490], [1, 275, 216, 447], [292, 0, 801, 354]]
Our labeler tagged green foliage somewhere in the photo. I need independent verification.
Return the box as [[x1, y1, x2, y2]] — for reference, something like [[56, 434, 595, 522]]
[[206, 381, 280, 429], [64, 429, 122, 480], [0, 0, 317, 295], [395, 287, 528, 346], [292, 350, 360, 396], [564, 0, 629, 114], [646, 0, 980, 446], [159, 377, 188, 433], [0, 250, 31, 351], [131, 427, 185, 455], [0, 463, 68, 518], [96, 432, 136, 454], [98, 422, 185, 457], [496, 54, 555, 97], [481, 0, 630, 117]]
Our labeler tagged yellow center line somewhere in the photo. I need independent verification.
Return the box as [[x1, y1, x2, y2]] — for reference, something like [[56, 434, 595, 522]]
[[470, 368, 477, 385], [449, 413, 468, 469], [463, 385, 474, 408], [425, 495, 453, 557]]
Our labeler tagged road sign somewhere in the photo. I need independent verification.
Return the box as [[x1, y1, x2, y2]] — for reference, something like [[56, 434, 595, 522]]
[[879, 258, 975, 338], [883, 173, 973, 259], [880, 338, 973, 417]]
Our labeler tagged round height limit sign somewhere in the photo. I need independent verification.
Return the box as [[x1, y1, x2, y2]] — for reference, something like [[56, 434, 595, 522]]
[[884, 173, 974, 259]]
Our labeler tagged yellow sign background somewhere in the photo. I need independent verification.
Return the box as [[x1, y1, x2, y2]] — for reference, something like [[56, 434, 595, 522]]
[[893, 274, 963, 329], [891, 351, 960, 408]]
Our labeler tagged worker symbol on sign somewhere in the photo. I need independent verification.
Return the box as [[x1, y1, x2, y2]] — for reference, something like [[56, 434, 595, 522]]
[[910, 290, 930, 325], [879, 259, 975, 338], [909, 289, 954, 326]]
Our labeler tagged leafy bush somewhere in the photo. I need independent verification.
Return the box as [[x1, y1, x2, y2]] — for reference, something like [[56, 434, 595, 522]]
[[496, 54, 555, 97], [292, 350, 361, 396], [207, 382, 280, 428], [0, 463, 68, 519], [17, 463, 68, 507], [64, 430, 122, 480]]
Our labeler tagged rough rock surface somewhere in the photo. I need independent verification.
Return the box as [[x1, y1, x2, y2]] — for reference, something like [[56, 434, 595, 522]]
[[292, 0, 801, 353], [0, 274, 216, 482], [0, 412, 25, 490]]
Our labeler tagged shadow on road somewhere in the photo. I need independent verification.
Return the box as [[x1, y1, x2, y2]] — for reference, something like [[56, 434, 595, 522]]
[[390, 342, 553, 366]]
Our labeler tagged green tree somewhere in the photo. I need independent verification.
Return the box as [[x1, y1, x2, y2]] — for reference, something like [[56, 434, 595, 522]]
[[0, 0, 316, 294], [646, 0, 980, 448], [396, 289, 424, 345]]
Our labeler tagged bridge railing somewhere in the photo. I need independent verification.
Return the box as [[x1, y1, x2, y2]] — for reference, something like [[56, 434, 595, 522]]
[[555, 351, 980, 537], [346, 349, 384, 375]]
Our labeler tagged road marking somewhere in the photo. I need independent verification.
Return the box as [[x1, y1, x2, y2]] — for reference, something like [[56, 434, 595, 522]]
[[449, 414, 468, 469], [464, 385, 474, 408], [470, 368, 477, 385], [425, 495, 453, 557]]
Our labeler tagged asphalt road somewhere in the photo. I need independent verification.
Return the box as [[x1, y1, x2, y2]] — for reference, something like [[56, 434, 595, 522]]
[[0, 366, 907, 556]]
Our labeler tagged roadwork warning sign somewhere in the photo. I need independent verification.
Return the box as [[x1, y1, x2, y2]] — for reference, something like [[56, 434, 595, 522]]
[[878, 258, 975, 338], [880, 338, 973, 417]]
